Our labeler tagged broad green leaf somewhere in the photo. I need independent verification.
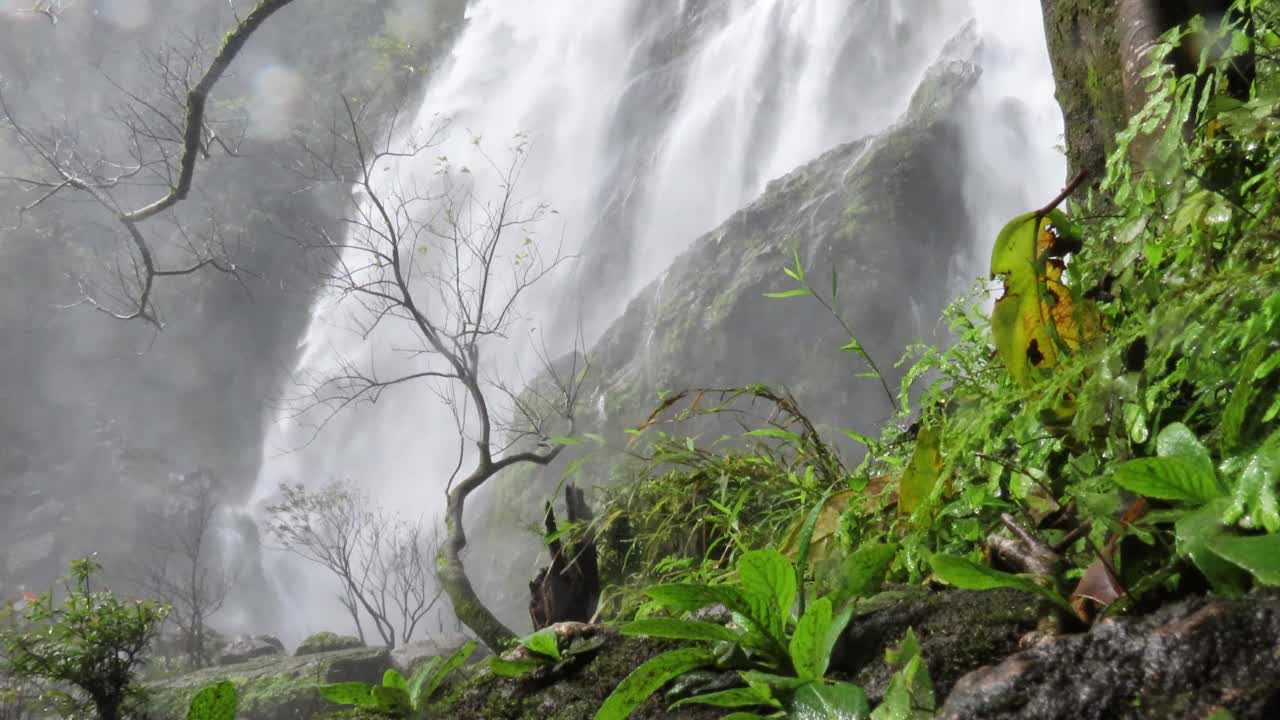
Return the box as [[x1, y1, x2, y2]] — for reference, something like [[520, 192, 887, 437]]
[[521, 627, 561, 659], [929, 554, 1077, 616], [1111, 457, 1224, 504], [1174, 500, 1248, 596], [740, 671, 813, 691], [821, 606, 854, 674], [898, 425, 944, 517], [790, 681, 871, 720], [670, 686, 780, 709], [187, 680, 236, 720], [1207, 533, 1280, 585], [645, 583, 739, 613], [411, 640, 476, 707], [594, 648, 716, 720], [488, 656, 546, 678], [790, 597, 833, 681], [621, 618, 740, 644], [1223, 436, 1280, 533], [830, 543, 897, 609], [408, 657, 443, 709], [370, 685, 412, 715], [1155, 422, 1214, 473], [317, 682, 375, 708], [382, 669, 408, 691], [738, 549, 796, 641]]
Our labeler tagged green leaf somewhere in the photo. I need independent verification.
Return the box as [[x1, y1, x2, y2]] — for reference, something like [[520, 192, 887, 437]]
[[317, 682, 375, 708], [488, 656, 546, 678], [408, 657, 443, 709], [898, 425, 944, 517], [764, 288, 812, 299], [1155, 422, 1214, 472], [1207, 533, 1280, 585], [370, 685, 412, 716], [790, 597, 833, 681], [1111, 457, 1224, 504], [790, 681, 871, 720], [645, 583, 740, 614], [382, 669, 408, 691], [594, 648, 716, 720], [745, 428, 804, 442], [187, 680, 236, 720], [410, 640, 476, 707], [874, 629, 935, 718], [1223, 436, 1280, 533], [669, 685, 780, 709], [830, 543, 897, 610], [1174, 500, 1249, 596], [739, 671, 813, 691], [621, 618, 740, 644], [929, 554, 1076, 616], [522, 627, 561, 659], [738, 549, 796, 642], [796, 489, 835, 615]]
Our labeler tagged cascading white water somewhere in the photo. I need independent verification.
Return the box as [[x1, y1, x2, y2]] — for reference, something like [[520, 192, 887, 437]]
[[250, 0, 1064, 646]]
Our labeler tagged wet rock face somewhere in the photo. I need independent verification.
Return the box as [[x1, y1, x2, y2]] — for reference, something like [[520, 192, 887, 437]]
[[837, 587, 1047, 703], [939, 591, 1280, 720]]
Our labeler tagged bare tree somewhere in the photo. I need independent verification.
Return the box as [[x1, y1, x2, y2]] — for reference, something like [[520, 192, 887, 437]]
[[0, 0, 298, 326], [265, 481, 443, 649], [134, 471, 230, 668], [279, 96, 588, 651]]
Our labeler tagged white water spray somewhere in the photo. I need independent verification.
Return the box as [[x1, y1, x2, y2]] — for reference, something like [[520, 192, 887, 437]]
[[250, 0, 1064, 646]]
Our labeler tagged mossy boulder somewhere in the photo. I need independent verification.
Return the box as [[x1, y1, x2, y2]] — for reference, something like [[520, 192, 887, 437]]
[[295, 632, 364, 656], [145, 646, 390, 720]]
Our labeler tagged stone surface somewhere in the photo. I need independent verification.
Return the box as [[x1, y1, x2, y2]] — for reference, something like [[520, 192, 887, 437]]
[[294, 631, 364, 656], [147, 646, 392, 720], [217, 635, 286, 666], [938, 591, 1280, 720]]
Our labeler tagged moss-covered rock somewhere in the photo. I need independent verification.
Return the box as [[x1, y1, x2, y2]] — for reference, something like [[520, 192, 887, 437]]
[[429, 634, 721, 720], [295, 632, 364, 656], [145, 646, 390, 720]]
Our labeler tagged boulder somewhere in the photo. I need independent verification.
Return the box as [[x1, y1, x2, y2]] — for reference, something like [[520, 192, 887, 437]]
[[294, 631, 364, 656], [939, 591, 1280, 719], [147, 646, 392, 720], [216, 634, 285, 666]]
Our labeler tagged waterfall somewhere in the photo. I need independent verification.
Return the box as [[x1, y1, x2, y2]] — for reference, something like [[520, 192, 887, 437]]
[[249, 0, 1064, 645]]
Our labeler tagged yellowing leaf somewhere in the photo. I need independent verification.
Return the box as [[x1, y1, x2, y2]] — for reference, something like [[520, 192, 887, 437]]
[[991, 210, 1102, 388]]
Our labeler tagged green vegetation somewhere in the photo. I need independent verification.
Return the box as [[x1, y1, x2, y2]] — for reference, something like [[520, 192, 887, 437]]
[[0, 558, 169, 720], [318, 642, 475, 718], [577, 1, 1280, 715]]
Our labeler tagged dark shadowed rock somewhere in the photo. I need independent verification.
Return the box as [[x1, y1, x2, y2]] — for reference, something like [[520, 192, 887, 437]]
[[938, 591, 1280, 720], [837, 586, 1048, 703]]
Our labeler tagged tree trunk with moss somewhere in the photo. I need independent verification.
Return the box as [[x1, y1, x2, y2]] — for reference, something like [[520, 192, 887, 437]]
[[1040, 0, 1245, 182]]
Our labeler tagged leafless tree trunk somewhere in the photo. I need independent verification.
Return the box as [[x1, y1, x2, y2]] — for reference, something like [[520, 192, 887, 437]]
[[135, 471, 231, 668], [281, 96, 588, 651]]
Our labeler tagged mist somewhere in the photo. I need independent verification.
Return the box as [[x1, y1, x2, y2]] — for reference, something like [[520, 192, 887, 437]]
[[1, 0, 1061, 652]]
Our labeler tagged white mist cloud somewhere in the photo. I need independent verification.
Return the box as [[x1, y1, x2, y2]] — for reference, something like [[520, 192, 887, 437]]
[[249, 63, 304, 142]]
